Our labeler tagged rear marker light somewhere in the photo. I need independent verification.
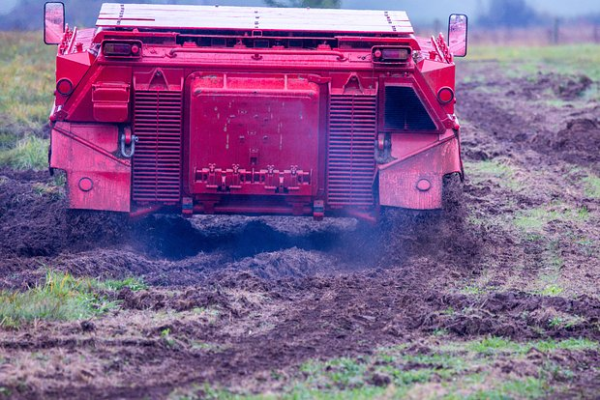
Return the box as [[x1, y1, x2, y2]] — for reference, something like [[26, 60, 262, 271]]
[[437, 87, 455, 104], [382, 48, 409, 60], [56, 78, 73, 96], [102, 41, 142, 57], [372, 47, 411, 63]]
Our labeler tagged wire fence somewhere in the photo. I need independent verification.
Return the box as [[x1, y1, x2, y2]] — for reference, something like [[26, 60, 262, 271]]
[[417, 20, 600, 46]]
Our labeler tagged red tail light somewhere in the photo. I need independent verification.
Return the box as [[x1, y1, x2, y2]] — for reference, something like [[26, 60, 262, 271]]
[[56, 78, 73, 96], [372, 46, 411, 63], [102, 41, 142, 57], [437, 87, 455, 104]]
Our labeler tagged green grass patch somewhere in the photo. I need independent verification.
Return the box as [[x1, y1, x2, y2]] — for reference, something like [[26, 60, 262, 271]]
[[466, 45, 600, 81], [0, 135, 48, 170], [548, 315, 586, 330], [514, 209, 560, 232], [465, 159, 525, 193], [464, 336, 522, 355], [0, 32, 55, 136], [0, 271, 117, 328], [462, 337, 598, 355], [0, 271, 157, 328], [190, 341, 226, 352], [98, 277, 148, 292], [0, 133, 18, 150], [538, 284, 564, 297], [0, 32, 54, 170], [460, 285, 486, 296], [514, 205, 591, 233], [456, 377, 547, 400], [467, 159, 514, 177], [183, 337, 599, 400], [582, 175, 600, 199]]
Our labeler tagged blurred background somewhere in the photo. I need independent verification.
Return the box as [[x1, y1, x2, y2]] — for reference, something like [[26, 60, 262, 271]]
[[1, 0, 600, 45]]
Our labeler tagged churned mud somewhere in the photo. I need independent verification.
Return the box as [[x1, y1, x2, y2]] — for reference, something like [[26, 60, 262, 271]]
[[0, 61, 599, 399]]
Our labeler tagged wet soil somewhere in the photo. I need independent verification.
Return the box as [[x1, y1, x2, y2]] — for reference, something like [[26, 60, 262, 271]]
[[0, 62, 599, 399]]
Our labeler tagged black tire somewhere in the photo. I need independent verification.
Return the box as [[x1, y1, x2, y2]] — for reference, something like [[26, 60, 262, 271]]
[[378, 173, 465, 264], [65, 209, 129, 251]]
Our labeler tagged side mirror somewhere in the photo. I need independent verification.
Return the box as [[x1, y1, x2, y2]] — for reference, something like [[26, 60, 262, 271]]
[[44, 2, 65, 45], [448, 14, 468, 58]]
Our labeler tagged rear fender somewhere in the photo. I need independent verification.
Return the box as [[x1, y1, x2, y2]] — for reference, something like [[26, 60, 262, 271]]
[[50, 122, 131, 212], [378, 132, 461, 210]]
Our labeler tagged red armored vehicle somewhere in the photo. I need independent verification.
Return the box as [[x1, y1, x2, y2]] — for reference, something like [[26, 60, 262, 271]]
[[44, 2, 468, 221]]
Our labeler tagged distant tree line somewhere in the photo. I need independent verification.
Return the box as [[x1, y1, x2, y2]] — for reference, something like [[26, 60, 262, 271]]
[[478, 0, 599, 28], [264, 0, 340, 7], [478, 0, 541, 27]]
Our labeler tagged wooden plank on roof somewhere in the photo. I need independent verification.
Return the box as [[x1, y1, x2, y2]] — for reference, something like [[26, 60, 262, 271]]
[[96, 3, 413, 35]]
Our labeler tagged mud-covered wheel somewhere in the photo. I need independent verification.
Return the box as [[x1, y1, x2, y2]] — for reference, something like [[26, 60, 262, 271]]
[[65, 209, 129, 250], [442, 172, 464, 214], [379, 173, 465, 263], [381, 172, 464, 228]]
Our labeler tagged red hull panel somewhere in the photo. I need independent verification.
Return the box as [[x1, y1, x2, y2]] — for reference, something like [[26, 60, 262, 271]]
[[186, 73, 320, 200], [50, 122, 131, 212]]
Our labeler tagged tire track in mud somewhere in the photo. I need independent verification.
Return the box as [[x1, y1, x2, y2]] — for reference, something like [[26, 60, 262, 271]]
[[2, 270, 599, 399]]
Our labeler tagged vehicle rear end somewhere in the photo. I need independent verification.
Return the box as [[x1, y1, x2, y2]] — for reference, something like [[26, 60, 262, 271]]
[[46, 3, 467, 221]]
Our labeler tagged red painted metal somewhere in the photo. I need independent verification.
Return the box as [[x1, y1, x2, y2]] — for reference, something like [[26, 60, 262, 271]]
[[50, 122, 131, 212], [47, 3, 465, 219], [186, 72, 319, 210]]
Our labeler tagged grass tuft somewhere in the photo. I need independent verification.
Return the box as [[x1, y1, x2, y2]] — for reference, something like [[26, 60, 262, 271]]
[[99, 277, 148, 292], [466, 159, 524, 192], [0, 135, 48, 170], [538, 284, 564, 296], [0, 270, 117, 328], [464, 337, 598, 355], [582, 175, 600, 199]]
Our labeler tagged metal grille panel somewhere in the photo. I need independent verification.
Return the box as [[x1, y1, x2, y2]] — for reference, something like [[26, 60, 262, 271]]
[[327, 94, 377, 206], [132, 90, 183, 203]]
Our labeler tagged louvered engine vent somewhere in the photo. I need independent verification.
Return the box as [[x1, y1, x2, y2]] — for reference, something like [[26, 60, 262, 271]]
[[327, 94, 377, 206], [132, 90, 183, 203], [384, 86, 436, 131]]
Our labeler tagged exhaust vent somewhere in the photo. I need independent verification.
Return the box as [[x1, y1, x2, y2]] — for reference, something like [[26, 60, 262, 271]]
[[327, 94, 377, 206], [385, 86, 436, 131], [132, 90, 183, 203]]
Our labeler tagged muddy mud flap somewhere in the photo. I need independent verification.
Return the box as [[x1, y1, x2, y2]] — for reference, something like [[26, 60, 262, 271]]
[[50, 121, 132, 212], [378, 137, 461, 210]]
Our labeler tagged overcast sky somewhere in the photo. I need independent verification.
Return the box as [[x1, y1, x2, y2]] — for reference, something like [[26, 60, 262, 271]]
[[343, 0, 600, 23]]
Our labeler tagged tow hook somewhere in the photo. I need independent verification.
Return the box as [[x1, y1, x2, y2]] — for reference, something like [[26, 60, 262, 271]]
[[120, 128, 138, 158]]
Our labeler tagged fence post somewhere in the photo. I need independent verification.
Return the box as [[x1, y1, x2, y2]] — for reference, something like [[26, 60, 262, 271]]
[[434, 19, 441, 36], [552, 18, 560, 45]]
